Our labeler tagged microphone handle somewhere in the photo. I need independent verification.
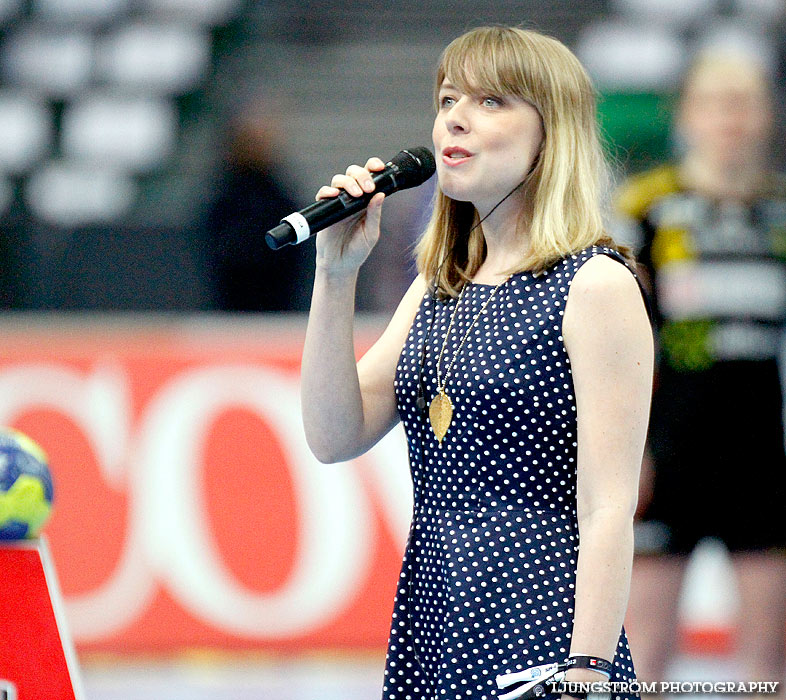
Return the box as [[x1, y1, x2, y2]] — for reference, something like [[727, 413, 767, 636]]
[[265, 168, 399, 250]]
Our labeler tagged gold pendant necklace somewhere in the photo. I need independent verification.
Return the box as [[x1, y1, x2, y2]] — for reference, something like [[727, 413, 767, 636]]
[[428, 389, 454, 445], [429, 275, 511, 444]]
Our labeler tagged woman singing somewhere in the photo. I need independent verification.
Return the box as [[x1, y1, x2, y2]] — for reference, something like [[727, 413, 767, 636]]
[[301, 26, 653, 700]]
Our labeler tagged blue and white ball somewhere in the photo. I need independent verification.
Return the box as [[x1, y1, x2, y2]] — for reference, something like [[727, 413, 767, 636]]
[[0, 428, 53, 539]]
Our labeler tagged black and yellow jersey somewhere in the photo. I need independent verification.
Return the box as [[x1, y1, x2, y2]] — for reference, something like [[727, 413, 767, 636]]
[[615, 165, 786, 371]]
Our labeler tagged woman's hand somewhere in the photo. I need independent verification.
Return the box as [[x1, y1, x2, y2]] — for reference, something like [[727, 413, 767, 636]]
[[313, 156, 386, 277]]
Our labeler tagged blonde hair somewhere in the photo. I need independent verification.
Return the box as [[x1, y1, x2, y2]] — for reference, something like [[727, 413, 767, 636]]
[[679, 49, 772, 103], [416, 26, 632, 298]]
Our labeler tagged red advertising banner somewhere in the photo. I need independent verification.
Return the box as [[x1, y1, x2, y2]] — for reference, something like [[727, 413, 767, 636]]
[[0, 316, 732, 657], [0, 316, 411, 654]]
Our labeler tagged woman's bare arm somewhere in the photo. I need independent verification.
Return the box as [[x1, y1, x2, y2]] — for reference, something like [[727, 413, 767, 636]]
[[561, 254, 654, 682]]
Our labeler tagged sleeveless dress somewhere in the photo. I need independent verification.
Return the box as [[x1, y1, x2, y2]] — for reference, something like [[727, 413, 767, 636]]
[[384, 245, 644, 700]]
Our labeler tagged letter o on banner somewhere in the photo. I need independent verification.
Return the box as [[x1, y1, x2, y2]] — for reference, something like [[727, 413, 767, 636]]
[[134, 365, 373, 638]]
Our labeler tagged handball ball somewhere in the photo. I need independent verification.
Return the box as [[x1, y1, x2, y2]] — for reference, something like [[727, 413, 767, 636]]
[[0, 428, 53, 540]]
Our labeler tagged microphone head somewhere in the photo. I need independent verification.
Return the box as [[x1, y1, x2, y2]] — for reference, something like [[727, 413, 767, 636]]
[[389, 147, 436, 189]]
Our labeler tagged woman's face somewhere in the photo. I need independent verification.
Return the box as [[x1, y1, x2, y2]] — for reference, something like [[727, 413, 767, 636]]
[[432, 79, 544, 215], [678, 62, 771, 168]]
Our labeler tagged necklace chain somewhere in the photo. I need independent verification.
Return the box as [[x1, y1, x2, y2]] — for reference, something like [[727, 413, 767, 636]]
[[436, 276, 511, 391], [428, 275, 511, 444]]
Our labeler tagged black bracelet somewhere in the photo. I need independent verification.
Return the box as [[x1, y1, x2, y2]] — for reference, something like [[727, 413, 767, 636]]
[[566, 654, 613, 678]]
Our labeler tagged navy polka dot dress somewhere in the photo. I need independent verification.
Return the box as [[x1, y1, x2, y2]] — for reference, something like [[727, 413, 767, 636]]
[[386, 246, 640, 700]]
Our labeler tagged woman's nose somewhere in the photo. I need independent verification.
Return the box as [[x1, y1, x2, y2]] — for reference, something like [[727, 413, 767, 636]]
[[445, 98, 470, 133]]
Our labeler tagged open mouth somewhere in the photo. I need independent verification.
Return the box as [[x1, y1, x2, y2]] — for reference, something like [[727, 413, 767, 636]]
[[442, 147, 473, 164]]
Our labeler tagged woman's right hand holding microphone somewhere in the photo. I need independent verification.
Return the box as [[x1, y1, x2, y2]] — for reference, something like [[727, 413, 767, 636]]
[[313, 157, 387, 277]]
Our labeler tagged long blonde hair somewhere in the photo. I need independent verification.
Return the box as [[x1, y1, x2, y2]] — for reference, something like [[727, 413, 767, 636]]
[[416, 26, 632, 298]]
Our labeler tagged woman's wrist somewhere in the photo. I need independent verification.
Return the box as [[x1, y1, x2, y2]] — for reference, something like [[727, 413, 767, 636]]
[[314, 261, 360, 285]]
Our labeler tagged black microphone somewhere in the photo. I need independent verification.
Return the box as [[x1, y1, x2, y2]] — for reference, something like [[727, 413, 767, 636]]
[[265, 146, 436, 250]]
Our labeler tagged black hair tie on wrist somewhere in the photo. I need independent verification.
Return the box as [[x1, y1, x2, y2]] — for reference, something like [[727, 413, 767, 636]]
[[566, 654, 613, 678]]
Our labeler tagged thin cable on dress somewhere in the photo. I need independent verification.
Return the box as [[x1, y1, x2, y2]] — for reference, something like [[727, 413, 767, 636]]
[[416, 177, 528, 415]]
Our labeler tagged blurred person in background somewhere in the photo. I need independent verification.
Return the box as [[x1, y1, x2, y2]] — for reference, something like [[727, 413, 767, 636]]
[[615, 51, 786, 689], [206, 107, 314, 311]]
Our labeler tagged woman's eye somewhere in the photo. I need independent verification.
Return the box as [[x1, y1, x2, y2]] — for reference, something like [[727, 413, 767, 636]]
[[482, 96, 503, 107], [440, 95, 456, 107]]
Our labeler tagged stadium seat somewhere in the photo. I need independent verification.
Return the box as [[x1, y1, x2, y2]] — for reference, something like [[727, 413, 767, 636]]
[[25, 161, 136, 225], [1, 27, 93, 95], [576, 20, 685, 90], [95, 23, 210, 94], [60, 95, 177, 170], [0, 93, 52, 172]]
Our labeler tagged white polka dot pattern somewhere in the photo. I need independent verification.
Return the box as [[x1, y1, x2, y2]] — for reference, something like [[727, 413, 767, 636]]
[[385, 246, 641, 699]]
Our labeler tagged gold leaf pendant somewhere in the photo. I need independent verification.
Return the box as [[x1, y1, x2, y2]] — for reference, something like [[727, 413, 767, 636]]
[[429, 389, 453, 444]]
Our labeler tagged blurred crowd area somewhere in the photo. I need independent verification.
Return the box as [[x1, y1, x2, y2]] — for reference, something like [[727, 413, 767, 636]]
[[0, 0, 783, 313]]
